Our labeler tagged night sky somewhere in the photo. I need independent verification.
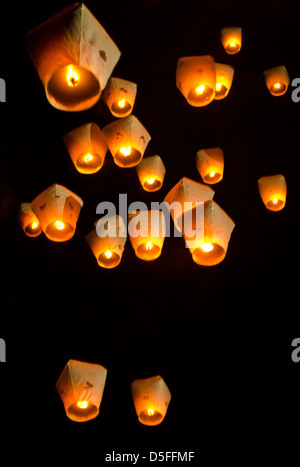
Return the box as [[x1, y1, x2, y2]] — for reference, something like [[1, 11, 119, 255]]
[[0, 0, 299, 461]]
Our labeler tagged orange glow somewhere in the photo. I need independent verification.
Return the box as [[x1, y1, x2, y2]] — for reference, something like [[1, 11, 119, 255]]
[[147, 178, 155, 185], [148, 409, 154, 416], [146, 242, 153, 250], [77, 400, 89, 409], [229, 41, 236, 48], [119, 147, 132, 157], [209, 171, 216, 178], [201, 242, 214, 253], [216, 83, 222, 92], [55, 221, 65, 230], [195, 85, 205, 95], [84, 153, 93, 163], [273, 82, 281, 89], [66, 65, 79, 87], [31, 221, 39, 229], [272, 198, 278, 205], [118, 99, 126, 108], [104, 250, 112, 259]]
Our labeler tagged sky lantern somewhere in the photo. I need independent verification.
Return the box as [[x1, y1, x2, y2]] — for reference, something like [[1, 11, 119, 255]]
[[128, 210, 166, 261], [220, 27, 242, 54], [185, 200, 235, 266], [85, 215, 127, 268], [18, 203, 42, 238], [264, 66, 290, 96], [55, 359, 107, 422], [31, 184, 83, 242], [63, 123, 108, 174], [102, 115, 151, 168], [215, 63, 234, 100], [136, 155, 166, 192], [176, 55, 216, 107], [164, 177, 214, 232], [131, 375, 171, 426], [196, 147, 224, 184], [25, 3, 121, 111], [258, 174, 287, 211], [102, 77, 137, 117]]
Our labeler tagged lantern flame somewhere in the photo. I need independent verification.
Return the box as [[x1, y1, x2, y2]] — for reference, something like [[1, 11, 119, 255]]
[[209, 171, 216, 178], [67, 66, 79, 87], [229, 41, 236, 48], [148, 409, 154, 416], [201, 242, 214, 253], [55, 221, 65, 230], [272, 198, 278, 205], [216, 83, 222, 92], [147, 178, 155, 185], [118, 99, 126, 108], [195, 85, 205, 95], [31, 221, 39, 229], [77, 400, 89, 409], [273, 82, 281, 89], [84, 153, 93, 163], [104, 250, 112, 259], [146, 242, 153, 251], [119, 147, 132, 157]]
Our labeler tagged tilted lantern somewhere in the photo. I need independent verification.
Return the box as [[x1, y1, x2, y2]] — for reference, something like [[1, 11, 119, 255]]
[[25, 3, 121, 111], [131, 375, 171, 426], [264, 66, 290, 96], [18, 203, 43, 238], [196, 147, 224, 184], [128, 210, 166, 261], [136, 155, 166, 192], [258, 174, 287, 211], [102, 115, 151, 168], [31, 184, 83, 242], [220, 27, 242, 54], [86, 215, 127, 269], [56, 359, 107, 422], [63, 122, 108, 174], [185, 200, 235, 266], [102, 77, 137, 117], [176, 55, 216, 107], [215, 63, 234, 100], [164, 177, 214, 232]]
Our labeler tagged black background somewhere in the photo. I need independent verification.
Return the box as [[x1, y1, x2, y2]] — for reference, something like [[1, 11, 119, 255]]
[[0, 0, 299, 461]]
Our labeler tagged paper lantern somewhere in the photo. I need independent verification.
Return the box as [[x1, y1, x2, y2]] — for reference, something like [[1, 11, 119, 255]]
[[63, 123, 108, 174], [215, 63, 234, 100], [196, 148, 224, 184], [102, 77, 137, 117], [131, 375, 171, 426], [264, 66, 290, 96], [86, 215, 127, 268], [31, 184, 83, 242], [136, 155, 166, 192], [185, 200, 235, 266], [128, 210, 166, 261], [56, 359, 107, 422], [164, 177, 214, 231], [18, 203, 42, 237], [220, 27, 242, 54], [176, 55, 216, 107], [258, 174, 287, 211], [25, 3, 121, 111], [102, 115, 151, 168]]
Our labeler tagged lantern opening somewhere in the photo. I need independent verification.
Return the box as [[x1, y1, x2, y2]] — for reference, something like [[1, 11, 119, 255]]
[[45, 221, 74, 242], [111, 99, 132, 116], [203, 170, 222, 184], [139, 409, 164, 426], [24, 220, 41, 236], [215, 84, 228, 99], [97, 251, 121, 268], [136, 242, 161, 261], [225, 40, 240, 54], [114, 147, 142, 168], [192, 243, 225, 266], [46, 64, 101, 111], [67, 402, 99, 421], [77, 400, 89, 409], [266, 197, 285, 211], [188, 84, 215, 106], [76, 152, 103, 174], [143, 178, 162, 192], [270, 82, 286, 95]]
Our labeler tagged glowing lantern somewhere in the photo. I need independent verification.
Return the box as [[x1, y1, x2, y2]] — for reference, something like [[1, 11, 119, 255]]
[[164, 177, 214, 232], [55, 359, 107, 422], [18, 203, 42, 237], [136, 155, 166, 192], [102, 115, 151, 168], [184, 200, 235, 266], [128, 210, 166, 261], [102, 77, 137, 117], [31, 184, 83, 242], [86, 215, 127, 268], [220, 27, 242, 54], [25, 3, 121, 111], [131, 375, 171, 426], [63, 123, 108, 174], [215, 63, 234, 100], [196, 148, 224, 184], [176, 55, 216, 107], [264, 66, 290, 96], [258, 174, 287, 211]]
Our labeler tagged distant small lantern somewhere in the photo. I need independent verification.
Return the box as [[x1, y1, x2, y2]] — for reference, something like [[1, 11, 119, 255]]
[[220, 27, 242, 54], [215, 63, 234, 100], [102, 77, 137, 117], [164, 177, 214, 232], [18, 203, 43, 237], [25, 3, 121, 111], [128, 210, 166, 261], [264, 66, 290, 96], [136, 155, 166, 192], [131, 375, 171, 426], [63, 123, 108, 174], [196, 147, 224, 184], [176, 55, 216, 107], [31, 183, 83, 242], [186, 200, 235, 266], [258, 174, 287, 211], [102, 115, 151, 168], [56, 359, 107, 422], [86, 215, 127, 268]]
